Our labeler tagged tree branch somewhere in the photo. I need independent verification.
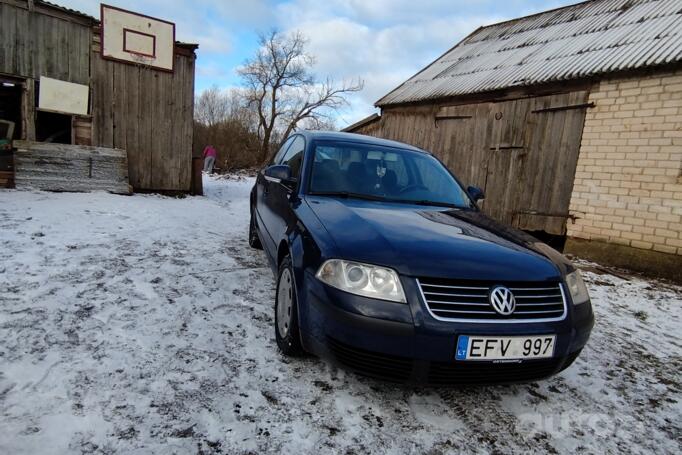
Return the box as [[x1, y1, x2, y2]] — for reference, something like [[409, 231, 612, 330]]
[[237, 30, 364, 163]]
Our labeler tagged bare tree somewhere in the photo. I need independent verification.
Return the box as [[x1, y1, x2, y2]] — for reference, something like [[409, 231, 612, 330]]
[[238, 30, 362, 163], [279, 78, 360, 139], [297, 114, 337, 132], [193, 86, 262, 171], [194, 85, 230, 127]]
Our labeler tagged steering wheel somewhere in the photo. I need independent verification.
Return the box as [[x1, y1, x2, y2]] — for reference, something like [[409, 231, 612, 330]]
[[398, 184, 428, 194]]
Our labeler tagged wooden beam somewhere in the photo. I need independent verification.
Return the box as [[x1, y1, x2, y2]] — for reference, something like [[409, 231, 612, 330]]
[[381, 79, 594, 110], [489, 144, 524, 151], [435, 115, 473, 120], [22, 78, 35, 141], [531, 102, 595, 113]]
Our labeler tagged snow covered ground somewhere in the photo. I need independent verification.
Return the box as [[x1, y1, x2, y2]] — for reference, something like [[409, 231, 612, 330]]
[[0, 175, 680, 454]]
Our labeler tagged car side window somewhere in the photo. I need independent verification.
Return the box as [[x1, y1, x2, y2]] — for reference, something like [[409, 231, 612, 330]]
[[280, 136, 305, 179], [271, 136, 295, 165]]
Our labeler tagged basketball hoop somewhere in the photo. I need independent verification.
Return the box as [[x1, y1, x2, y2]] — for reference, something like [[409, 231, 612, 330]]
[[129, 53, 155, 69]]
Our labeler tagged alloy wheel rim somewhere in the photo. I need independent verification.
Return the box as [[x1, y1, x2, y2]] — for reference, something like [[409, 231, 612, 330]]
[[277, 269, 293, 338]]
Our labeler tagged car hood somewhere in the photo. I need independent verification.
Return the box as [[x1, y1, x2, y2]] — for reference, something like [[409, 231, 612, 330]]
[[305, 196, 571, 281]]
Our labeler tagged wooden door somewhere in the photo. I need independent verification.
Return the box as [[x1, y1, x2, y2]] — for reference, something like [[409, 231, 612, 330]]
[[381, 90, 591, 236], [433, 103, 489, 191], [514, 91, 590, 234], [481, 98, 531, 224], [436, 92, 590, 234]]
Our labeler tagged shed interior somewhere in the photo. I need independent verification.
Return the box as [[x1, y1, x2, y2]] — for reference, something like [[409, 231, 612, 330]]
[[0, 80, 22, 140], [0, 77, 21, 188]]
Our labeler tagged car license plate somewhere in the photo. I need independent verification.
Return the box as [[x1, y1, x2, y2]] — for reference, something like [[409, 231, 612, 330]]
[[455, 335, 556, 361]]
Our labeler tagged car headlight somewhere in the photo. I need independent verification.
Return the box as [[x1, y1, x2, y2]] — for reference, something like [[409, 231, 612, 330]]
[[565, 270, 589, 305], [315, 259, 406, 303]]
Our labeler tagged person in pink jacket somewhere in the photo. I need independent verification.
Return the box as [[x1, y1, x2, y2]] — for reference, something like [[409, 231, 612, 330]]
[[202, 145, 217, 173]]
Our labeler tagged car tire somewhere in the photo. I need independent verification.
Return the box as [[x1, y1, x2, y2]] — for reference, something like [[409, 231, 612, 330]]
[[248, 210, 262, 249], [275, 255, 304, 356]]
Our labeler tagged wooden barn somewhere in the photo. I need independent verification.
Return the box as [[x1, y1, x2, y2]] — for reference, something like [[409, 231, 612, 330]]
[[0, 0, 197, 192], [345, 0, 682, 272]]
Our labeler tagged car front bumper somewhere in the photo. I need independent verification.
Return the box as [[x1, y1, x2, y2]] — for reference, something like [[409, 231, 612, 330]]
[[299, 270, 595, 385]]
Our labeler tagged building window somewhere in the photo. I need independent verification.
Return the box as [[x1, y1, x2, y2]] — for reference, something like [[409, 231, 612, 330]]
[[35, 111, 72, 144]]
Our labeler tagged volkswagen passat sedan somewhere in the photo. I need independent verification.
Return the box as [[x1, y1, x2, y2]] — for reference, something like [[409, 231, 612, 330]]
[[249, 131, 594, 385]]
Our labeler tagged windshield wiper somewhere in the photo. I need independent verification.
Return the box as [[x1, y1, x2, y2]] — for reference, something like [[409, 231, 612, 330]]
[[386, 199, 466, 209], [309, 191, 387, 202], [310, 192, 470, 209], [386, 199, 473, 210]]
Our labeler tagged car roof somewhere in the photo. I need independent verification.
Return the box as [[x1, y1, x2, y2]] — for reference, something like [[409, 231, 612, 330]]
[[296, 130, 429, 154]]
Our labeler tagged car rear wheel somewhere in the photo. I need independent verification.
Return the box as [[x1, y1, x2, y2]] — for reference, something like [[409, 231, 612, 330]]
[[275, 255, 303, 356], [248, 211, 262, 249]]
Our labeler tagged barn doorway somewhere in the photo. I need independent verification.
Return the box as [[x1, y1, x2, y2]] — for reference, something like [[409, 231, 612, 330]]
[[0, 79, 22, 140], [0, 78, 22, 188]]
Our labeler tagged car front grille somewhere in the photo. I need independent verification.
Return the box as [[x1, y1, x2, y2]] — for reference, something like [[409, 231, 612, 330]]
[[417, 278, 567, 322]]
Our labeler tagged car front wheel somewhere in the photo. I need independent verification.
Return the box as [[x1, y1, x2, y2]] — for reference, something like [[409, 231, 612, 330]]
[[275, 255, 303, 356]]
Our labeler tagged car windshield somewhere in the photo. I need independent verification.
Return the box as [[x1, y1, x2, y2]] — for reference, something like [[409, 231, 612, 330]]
[[308, 141, 473, 208]]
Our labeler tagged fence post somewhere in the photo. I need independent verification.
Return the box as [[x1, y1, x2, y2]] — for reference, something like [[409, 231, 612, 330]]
[[191, 157, 203, 195]]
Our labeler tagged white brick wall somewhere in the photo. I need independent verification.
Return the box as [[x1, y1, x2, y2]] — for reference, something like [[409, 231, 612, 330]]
[[568, 69, 682, 255]]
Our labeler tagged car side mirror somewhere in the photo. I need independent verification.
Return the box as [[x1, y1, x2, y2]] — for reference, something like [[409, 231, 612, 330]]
[[467, 185, 485, 202], [264, 164, 296, 190]]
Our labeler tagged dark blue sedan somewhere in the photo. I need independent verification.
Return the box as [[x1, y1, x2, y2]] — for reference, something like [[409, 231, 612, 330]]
[[249, 131, 594, 385]]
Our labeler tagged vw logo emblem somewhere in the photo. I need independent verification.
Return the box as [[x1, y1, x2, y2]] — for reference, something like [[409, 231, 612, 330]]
[[489, 285, 516, 315]]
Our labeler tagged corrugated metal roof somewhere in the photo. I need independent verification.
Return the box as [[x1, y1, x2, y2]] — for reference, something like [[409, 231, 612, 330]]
[[37, 0, 97, 22], [341, 113, 381, 132], [35, 1, 199, 50], [376, 0, 682, 106]]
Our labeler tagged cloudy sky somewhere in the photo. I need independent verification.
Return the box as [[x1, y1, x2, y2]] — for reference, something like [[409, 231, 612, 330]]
[[63, 0, 575, 127]]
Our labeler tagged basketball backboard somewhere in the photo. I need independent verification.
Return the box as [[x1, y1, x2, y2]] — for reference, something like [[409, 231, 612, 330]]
[[100, 4, 175, 72]]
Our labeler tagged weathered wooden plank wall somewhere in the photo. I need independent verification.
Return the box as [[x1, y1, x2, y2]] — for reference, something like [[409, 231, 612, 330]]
[[72, 116, 91, 145], [353, 91, 590, 235], [1, 0, 196, 193], [1, 0, 91, 144], [91, 29, 195, 192], [13, 140, 130, 194], [0, 1, 91, 84]]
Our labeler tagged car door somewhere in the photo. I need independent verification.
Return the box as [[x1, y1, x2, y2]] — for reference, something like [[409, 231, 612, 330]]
[[256, 136, 295, 255], [265, 135, 306, 250]]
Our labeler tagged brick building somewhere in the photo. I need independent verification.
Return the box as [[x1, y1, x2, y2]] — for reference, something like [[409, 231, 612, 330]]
[[569, 70, 682, 256], [344, 0, 682, 275]]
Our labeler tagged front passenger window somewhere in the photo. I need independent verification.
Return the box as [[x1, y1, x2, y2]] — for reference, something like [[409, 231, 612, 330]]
[[281, 136, 305, 179], [271, 136, 295, 165]]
